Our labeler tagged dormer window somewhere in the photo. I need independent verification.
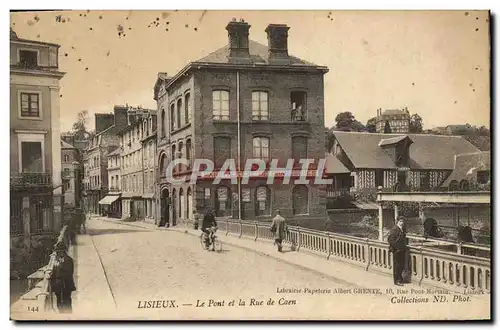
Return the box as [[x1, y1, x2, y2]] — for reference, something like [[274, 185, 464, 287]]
[[378, 136, 413, 168], [19, 50, 38, 69]]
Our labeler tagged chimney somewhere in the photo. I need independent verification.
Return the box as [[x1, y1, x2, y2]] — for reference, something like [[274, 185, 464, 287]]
[[225, 19, 251, 60], [95, 113, 114, 134], [265, 24, 290, 62], [113, 105, 128, 131]]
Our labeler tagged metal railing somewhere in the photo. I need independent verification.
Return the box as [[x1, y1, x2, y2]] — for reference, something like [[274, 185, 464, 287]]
[[216, 219, 490, 293], [10, 172, 52, 188], [326, 188, 351, 198]]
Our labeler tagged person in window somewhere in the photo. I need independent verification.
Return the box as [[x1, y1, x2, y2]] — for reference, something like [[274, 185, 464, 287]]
[[48, 241, 76, 313], [270, 209, 288, 252], [388, 216, 408, 286], [423, 218, 443, 239], [201, 208, 217, 251]]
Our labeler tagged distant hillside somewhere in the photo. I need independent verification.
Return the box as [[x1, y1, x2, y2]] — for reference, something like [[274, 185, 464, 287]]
[[464, 135, 491, 151]]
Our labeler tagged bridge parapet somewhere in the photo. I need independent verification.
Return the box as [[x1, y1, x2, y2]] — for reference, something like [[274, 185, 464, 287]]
[[217, 219, 490, 293]]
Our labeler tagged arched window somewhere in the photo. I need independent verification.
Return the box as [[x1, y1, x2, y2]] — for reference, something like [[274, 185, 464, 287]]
[[177, 141, 184, 172], [253, 137, 270, 162], [185, 93, 191, 124], [161, 108, 166, 137], [171, 145, 176, 173], [186, 139, 192, 168], [170, 103, 176, 131], [172, 188, 177, 225], [255, 186, 271, 216], [187, 187, 193, 220], [177, 99, 183, 129], [292, 185, 309, 215], [179, 188, 184, 219], [215, 185, 232, 217], [449, 180, 459, 191]]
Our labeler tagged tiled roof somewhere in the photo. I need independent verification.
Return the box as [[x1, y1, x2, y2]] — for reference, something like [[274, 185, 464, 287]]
[[324, 153, 350, 174], [61, 140, 75, 149], [382, 109, 406, 116], [195, 40, 320, 67], [334, 132, 480, 170], [442, 151, 490, 186]]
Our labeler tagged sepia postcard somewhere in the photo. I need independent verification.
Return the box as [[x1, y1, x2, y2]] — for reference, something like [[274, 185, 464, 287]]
[[9, 9, 491, 321]]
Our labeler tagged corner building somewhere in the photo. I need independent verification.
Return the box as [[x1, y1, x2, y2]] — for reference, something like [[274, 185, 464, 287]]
[[155, 20, 328, 226]]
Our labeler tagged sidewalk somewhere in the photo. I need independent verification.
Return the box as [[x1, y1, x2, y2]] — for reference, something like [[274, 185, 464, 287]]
[[95, 216, 489, 299], [70, 231, 117, 319]]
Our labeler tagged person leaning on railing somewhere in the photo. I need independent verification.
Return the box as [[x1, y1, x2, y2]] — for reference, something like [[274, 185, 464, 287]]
[[46, 241, 76, 313]]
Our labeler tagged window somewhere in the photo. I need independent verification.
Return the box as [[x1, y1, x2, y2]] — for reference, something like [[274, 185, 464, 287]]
[[186, 139, 192, 168], [252, 91, 269, 120], [214, 137, 231, 168], [420, 171, 430, 191], [290, 91, 307, 121], [215, 186, 231, 217], [177, 99, 183, 129], [117, 176, 120, 190], [19, 50, 38, 68], [171, 145, 176, 172], [21, 142, 43, 173], [212, 90, 229, 120], [375, 169, 384, 188], [161, 109, 166, 137], [291, 136, 308, 166], [64, 154, 70, 162], [252, 137, 270, 162], [111, 176, 115, 189], [20, 92, 40, 118], [477, 170, 490, 184], [160, 153, 167, 177], [185, 93, 191, 123], [170, 103, 176, 131], [292, 185, 309, 215], [255, 186, 271, 216]]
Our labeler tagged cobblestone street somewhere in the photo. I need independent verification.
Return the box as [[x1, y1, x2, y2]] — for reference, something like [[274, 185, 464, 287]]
[[64, 217, 490, 320]]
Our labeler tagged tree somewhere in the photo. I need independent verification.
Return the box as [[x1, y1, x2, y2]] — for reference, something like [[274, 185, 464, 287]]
[[335, 111, 365, 132], [409, 113, 423, 133], [71, 110, 91, 140], [366, 117, 377, 133], [325, 128, 335, 152], [383, 120, 392, 133]]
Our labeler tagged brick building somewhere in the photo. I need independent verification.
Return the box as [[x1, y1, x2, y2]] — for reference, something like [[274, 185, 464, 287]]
[[10, 28, 65, 236], [82, 106, 128, 214], [154, 20, 329, 227], [117, 107, 156, 220]]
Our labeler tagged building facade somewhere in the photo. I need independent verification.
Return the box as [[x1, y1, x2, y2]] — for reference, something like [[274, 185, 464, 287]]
[[105, 147, 122, 218], [61, 140, 82, 208], [10, 28, 65, 235], [118, 107, 156, 220], [82, 106, 128, 214], [155, 20, 329, 227], [375, 108, 411, 133]]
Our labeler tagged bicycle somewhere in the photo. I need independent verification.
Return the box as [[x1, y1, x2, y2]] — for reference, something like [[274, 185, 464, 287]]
[[200, 226, 222, 252]]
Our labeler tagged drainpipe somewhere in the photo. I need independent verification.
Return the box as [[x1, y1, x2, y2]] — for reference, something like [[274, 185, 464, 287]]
[[237, 71, 242, 221]]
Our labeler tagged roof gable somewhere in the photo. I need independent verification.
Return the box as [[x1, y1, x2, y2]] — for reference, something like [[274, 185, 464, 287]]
[[324, 153, 350, 174], [442, 151, 491, 186], [334, 132, 480, 170]]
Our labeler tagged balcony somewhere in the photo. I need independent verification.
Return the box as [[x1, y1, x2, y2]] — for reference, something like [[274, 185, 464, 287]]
[[326, 188, 351, 198], [291, 111, 306, 122], [10, 172, 52, 189]]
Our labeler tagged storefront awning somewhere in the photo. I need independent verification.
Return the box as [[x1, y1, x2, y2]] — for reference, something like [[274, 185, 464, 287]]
[[98, 195, 120, 205]]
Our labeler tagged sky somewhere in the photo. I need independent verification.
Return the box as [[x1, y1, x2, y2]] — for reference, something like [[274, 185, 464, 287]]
[[10, 10, 491, 132]]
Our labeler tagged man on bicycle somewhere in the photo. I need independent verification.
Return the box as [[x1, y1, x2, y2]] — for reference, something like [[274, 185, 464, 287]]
[[201, 208, 217, 251]]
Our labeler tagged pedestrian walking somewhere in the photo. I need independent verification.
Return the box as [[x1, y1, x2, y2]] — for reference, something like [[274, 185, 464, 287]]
[[388, 216, 408, 286], [270, 210, 288, 253], [49, 241, 76, 313]]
